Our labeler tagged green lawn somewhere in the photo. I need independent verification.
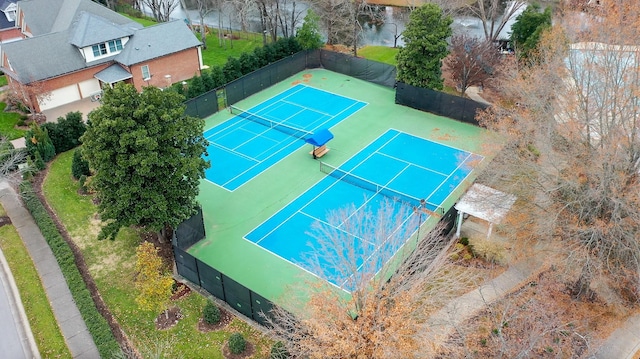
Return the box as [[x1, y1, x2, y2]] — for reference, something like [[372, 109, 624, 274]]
[[43, 150, 272, 358], [122, 13, 262, 68], [0, 75, 7, 87], [358, 46, 399, 66], [199, 31, 263, 68], [0, 102, 26, 140], [122, 13, 157, 27], [0, 218, 71, 358]]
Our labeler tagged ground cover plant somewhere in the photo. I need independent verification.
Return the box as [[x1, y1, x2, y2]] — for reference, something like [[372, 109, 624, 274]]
[[43, 151, 273, 358], [0, 209, 71, 358], [0, 102, 27, 140], [19, 180, 120, 357]]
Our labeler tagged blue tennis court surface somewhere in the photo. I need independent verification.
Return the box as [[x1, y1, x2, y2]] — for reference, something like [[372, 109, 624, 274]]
[[203, 84, 367, 190], [245, 129, 484, 290]]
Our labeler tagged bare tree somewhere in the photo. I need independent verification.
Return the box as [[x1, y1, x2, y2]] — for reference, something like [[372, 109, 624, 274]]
[[230, 0, 254, 33], [309, 0, 375, 55], [266, 200, 472, 358], [467, 0, 527, 42], [477, 1, 640, 304], [253, 0, 303, 44], [427, 0, 468, 17], [444, 33, 502, 95], [190, 0, 218, 49], [0, 137, 28, 187], [6, 77, 51, 115], [444, 271, 596, 358], [141, 0, 179, 22]]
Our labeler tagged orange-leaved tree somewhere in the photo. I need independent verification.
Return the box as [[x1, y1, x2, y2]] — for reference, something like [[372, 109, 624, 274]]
[[134, 241, 174, 317], [477, 0, 640, 304], [267, 200, 472, 358]]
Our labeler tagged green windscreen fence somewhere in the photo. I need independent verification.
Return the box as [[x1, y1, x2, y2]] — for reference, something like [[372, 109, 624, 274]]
[[319, 50, 397, 88], [174, 246, 200, 286], [172, 207, 205, 250], [184, 89, 219, 119], [226, 51, 309, 106], [395, 82, 487, 125], [174, 244, 277, 325], [181, 49, 396, 119]]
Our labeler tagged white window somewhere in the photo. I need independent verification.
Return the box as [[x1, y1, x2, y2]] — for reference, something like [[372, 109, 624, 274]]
[[108, 39, 123, 52], [141, 65, 150, 80], [92, 43, 107, 57]]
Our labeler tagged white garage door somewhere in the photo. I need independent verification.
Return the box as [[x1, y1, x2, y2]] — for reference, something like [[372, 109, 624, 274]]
[[78, 79, 101, 98], [38, 84, 81, 111]]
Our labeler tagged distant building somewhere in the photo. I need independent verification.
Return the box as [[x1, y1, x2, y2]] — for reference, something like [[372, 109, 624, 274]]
[[0, 0, 203, 112]]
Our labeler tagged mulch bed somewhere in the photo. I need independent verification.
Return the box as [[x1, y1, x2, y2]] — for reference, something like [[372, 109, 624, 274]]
[[197, 306, 234, 332], [0, 216, 11, 227], [221, 340, 256, 359], [155, 306, 183, 330], [170, 282, 192, 301]]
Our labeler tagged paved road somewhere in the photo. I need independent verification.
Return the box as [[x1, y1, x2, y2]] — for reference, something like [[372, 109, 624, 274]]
[[0, 247, 38, 359]]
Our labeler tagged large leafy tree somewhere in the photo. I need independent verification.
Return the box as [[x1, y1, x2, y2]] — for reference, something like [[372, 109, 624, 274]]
[[509, 4, 552, 59], [81, 83, 209, 241], [396, 4, 452, 90], [296, 9, 324, 50]]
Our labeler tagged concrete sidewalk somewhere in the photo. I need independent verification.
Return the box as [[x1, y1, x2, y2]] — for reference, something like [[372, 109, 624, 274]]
[[466, 86, 492, 106], [594, 315, 640, 359], [425, 238, 547, 343], [0, 181, 100, 359]]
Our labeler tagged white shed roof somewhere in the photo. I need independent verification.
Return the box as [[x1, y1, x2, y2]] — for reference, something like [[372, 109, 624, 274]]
[[454, 184, 516, 224]]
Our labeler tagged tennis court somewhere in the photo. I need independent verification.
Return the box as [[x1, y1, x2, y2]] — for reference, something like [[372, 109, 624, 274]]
[[245, 129, 484, 290], [189, 69, 494, 305], [203, 84, 367, 190]]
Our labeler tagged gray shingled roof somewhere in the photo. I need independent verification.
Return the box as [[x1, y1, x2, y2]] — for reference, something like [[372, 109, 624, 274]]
[[2, 17, 200, 83], [0, 0, 16, 12], [69, 12, 134, 47], [116, 20, 202, 66], [18, 0, 140, 36], [2, 29, 115, 83], [94, 63, 132, 83], [4, 0, 200, 83]]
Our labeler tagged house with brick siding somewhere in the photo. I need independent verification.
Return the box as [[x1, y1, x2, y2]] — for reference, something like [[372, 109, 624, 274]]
[[0, 0, 203, 113], [0, 0, 20, 38]]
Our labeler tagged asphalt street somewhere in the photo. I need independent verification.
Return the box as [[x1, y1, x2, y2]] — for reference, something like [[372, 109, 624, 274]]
[[0, 248, 35, 359]]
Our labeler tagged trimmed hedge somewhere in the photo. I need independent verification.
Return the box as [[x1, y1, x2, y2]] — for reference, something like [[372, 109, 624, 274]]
[[42, 111, 86, 154], [71, 148, 91, 180], [174, 37, 303, 99], [228, 332, 246, 354], [19, 181, 120, 358], [203, 300, 221, 325]]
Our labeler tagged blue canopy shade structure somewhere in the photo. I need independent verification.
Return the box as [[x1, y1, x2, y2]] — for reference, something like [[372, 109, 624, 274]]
[[305, 128, 334, 147], [305, 129, 334, 159]]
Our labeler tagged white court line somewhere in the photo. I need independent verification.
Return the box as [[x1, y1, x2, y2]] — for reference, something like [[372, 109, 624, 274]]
[[295, 83, 371, 106], [208, 141, 259, 162], [202, 84, 307, 137], [377, 151, 450, 177]]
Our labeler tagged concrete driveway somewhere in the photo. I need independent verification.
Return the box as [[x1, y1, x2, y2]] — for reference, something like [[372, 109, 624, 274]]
[[41, 97, 101, 123]]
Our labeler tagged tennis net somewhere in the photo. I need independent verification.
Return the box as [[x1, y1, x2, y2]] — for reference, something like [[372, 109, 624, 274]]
[[320, 162, 445, 215], [230, 105, 313, 140]]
